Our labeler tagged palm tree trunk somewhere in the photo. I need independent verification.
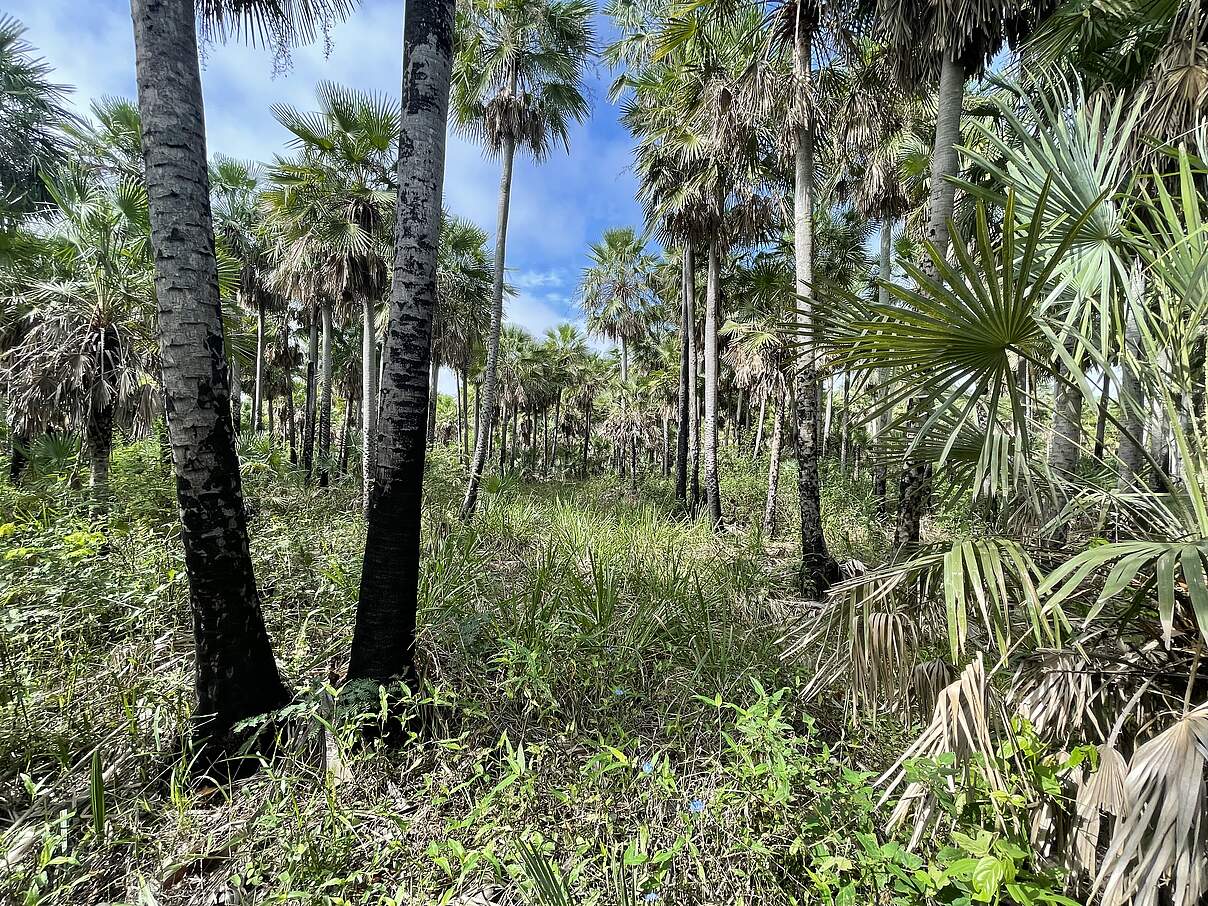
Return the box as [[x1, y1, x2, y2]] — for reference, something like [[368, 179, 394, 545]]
[[752, 394, 766, 459], [703, 237, 722, 527], [284, 355, 297, 465], [318, 298, 333, 486], [130, 0, 288, 762], [550, 391, 562, 474], [462, 125, 516, 520], [348, 0, 454, 688], [686, 246, 700, 511], [302, 308, 318, 479], [230, 358, 243, 437], [896, 53, 967, 547], [427, 312, 440, 446], [872, 219, 892, 514], [1093, 368, 1110, 461], [252, 290, 265, 433], [793, 108, 834, 597], [362, 296, 378, 515], [582, 401, 592, 477], [499, 404, 508, 474], [87, 340, 116, 516], [675, 249, 691, 502], [1116, 299, 1146, 491], [762, 385, 784, 537], [337, 377, 354, 475]]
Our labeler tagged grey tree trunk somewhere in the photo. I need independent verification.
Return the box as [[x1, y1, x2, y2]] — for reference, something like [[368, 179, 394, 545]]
[[348, 0, 454, 687], [793, 112, 834, 597], [318, 299, 333, 486], [762, 385, 785, 538], [302, 310, 318, 479], [427, 311, 440, 445], [362, 295, 378, 515], [896, 53, 967, 548], [1117, 300, 1146, 492], [462, 126, 516, 520], [252, 290, 265, 433], [872, 219, 893, 513], [675, 248, 690, 502], [703, 238, 723, 526], [686, 245, 700, 510], [130, 0, 288, 763]]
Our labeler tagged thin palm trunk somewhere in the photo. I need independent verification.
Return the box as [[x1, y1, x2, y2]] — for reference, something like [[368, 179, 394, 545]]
[[130, 0, 288, 762], [762, 384, 784, 537], [872, 220, 892, 513], [752, 394, 766, 459], [252, 290, 265, 433], [582, 401, 592, 476], [283, 354, 297, 465], [318, 299, 333, 486], [896, 53, 967, 547], [87, 371, 115, 514], [302, 309, 318, 478], [348, 0, 454, 687], [1094, 369, 1110, 461], [675, 249, 690, 502], [793, 108, 833, 597], [362, 296, 378, 515], [703, 237, 722, 527], [462, 126, 516, 519], [686, 245, 700, 511]]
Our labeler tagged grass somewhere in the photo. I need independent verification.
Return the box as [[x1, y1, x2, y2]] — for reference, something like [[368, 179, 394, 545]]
[[1, 438, 931, 905]]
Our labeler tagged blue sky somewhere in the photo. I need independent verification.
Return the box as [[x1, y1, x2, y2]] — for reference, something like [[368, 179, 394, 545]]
[[8, 0, 643, 348]]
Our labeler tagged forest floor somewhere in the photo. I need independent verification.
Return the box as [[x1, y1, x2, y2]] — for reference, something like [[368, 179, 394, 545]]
[[0, 439, 942, 905]]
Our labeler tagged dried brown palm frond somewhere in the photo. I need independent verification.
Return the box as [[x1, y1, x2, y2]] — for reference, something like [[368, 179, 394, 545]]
[[1073, 742, 1127, 877], [909, 658, 953, 721], [877, 656, 1010, 848], [851, 609, 918, 719], [1094, 704, 1208, 906], [1010, 649, 1111, 745]]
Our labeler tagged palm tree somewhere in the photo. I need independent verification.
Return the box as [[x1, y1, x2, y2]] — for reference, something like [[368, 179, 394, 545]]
[[432, 216, 494, 450], [453, 0, 594, 520], [540, 322, 589, 473], [128, 0, 352, 766], [3, 169, 157, 511], [347, 0, 457, 689], [268, 82, 398, 508]]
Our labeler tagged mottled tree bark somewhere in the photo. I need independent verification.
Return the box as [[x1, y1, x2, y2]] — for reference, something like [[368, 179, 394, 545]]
[[130, 0, 288, 762], [462, 117, 516, 520], [348, 0, 454, 687], [793, 110, 834, 597], [703, 238, 723, 527], [426, 311, 440, 446]]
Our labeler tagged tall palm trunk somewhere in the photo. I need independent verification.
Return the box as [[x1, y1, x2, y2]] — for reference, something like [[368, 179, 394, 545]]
[[302, 309, 318, 478], [348, 0, 454, 687], [762, 384, 785, 537], [675, 248, 690, 502], [462, 118, 516, 520], [703, 237, 722, 527], [1093, 369, 1110, 461], [896, 53, 967, 547], [283, 354, 297, 464], [318, 298, 333, 486], [686, 245, 700, 511], [362, 295, 378, 515], [582, 401, 592, 476], [230, 358, 243, 436], [252, 290, 265, 433], [872, 219, 892, 513], [427, 313, 440, 445], [1116, 300, 1147, 491], [130, 0, 288, 761], [793, 109, 834, 597]]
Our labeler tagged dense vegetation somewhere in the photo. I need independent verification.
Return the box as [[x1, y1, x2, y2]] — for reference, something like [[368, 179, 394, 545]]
[[2, 1, 1208, 904]]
